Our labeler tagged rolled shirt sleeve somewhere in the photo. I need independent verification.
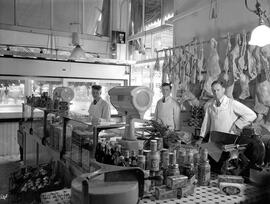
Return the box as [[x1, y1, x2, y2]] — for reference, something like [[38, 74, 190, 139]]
[[100, 102, 111, 121], [232, 100, 257, 129]]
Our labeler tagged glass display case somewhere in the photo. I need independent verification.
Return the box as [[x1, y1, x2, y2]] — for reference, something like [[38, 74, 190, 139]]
[[20, 103, 126, 170], [61, 114, 126, 171]]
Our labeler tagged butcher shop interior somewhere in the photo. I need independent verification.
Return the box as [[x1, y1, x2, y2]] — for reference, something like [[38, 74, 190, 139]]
[[1, 0, 270, 203]]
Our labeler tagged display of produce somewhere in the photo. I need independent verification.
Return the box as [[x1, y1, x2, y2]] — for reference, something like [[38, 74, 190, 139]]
[[9, 162, 63, 202], [188, 106, 204, 128]]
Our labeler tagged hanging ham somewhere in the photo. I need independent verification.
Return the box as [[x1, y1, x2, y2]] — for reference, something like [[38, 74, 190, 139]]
[[197, 42, 204, 83], [162, 50, 169, 83], [202, 38, 221, 97], [191, 41, 198, 84], [237, 32, 250, 100], [225, 34, 240, 98], [223, 33, 231, 82], [256, 69, 270, 107], [246, 45, 257, 80], [154, 51, 160, 72]]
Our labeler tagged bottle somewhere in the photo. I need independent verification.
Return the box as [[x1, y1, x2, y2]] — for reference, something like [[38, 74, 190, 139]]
[[118, 156, 126, 166], [184, 152, 195, 179], [178, 149, 186, 174], [198, 149, 211, 186], [137, 155, 146, 170], [112, 145, 121, 165], [124, 150, 131, 167], [130, 150, 137, 167], [194, 152, 200, 179]]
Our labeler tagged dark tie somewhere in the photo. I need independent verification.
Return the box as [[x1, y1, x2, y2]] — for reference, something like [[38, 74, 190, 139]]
[[216, 100, 221, 107], [162, 97, 166, 103], [93, 100, 97, 105]]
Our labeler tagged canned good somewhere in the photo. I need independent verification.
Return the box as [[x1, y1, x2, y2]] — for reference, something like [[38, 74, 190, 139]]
[[200, 148, 208, 162], [155, 137, 163, 150], [168, 164, 180, 176], [169, 151, 176, 165], [137, 155, 146, 170], [177, 149, 186, 165], [161, 149, 169, 169], [150, 151, 160, 171], [150, 140, 157, 152], [143, 150, 151, 170]]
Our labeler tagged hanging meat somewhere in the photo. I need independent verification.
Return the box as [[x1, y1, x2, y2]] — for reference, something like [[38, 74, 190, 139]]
[[197, 42, 204, 83], [167, 50, 174, 83], [162, 50, 169, 83], [191, 40, 198, 84], [229, 34, 241, 81], [172, 48, 179, 83], [246, 44, 257, 80], [253, 46, 262, 75], [179, 48, 187, 85], [185, 45, 192, 85], [154, 50, 160, 72], [225, 34, 240, 98], [202, 38, 221, 97], [223, 33, 231, 82], [256, 68, 270, 107], [237, 32, 250, 100], [261, 45, 270, 80]]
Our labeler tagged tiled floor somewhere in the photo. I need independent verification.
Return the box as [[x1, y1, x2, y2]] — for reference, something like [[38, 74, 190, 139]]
[[0, 155, 21, 204]]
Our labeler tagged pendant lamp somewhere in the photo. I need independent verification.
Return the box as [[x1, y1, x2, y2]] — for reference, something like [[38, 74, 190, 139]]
[[69, 32, 86, 60], [245, 0, 270, 47]]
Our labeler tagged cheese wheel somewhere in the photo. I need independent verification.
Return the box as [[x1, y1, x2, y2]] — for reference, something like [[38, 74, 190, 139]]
[[71, 177, 138, 204]]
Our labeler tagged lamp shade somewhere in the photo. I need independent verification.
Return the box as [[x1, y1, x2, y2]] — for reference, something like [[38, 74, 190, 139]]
[[249, 24, 270, 47], [69, 45, 86, 60]]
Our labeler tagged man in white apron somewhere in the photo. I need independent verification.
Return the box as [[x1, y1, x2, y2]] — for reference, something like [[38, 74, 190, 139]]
[[88, 85, 111, 123], [154, 83, 181, 130], [196, 80, 257, 145]]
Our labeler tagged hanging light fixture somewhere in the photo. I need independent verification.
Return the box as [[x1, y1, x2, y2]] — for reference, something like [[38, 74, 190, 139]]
[[245, 0, 270, 47], [69, 32, 86, 60]]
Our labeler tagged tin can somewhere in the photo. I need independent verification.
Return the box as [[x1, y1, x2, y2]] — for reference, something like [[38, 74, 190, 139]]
[[198, 160, 211, 186], [150, 151, 160, 171], [200, 148, 208, 162], [161, 149, 169, 169], [178, 150, 186, 174], [168, 164, 180, 176], [143, 150, 151, 170], [169, 151, 176, 165], [155, 137, 163, 150], [150, 140, 157, 152], [137, 155, 146, 170]]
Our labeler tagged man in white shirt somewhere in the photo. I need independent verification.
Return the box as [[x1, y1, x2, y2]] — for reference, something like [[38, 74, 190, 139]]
[[196, 80, 257, 145], [154, 83, 181, 130], [88, 85, 111, 123]]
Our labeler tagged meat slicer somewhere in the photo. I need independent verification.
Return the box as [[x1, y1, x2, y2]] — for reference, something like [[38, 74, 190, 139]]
[[201, 128, 265, 177]]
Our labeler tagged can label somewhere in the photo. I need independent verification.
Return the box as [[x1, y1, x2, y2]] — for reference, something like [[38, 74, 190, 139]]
[[150, 158, 160, 171]]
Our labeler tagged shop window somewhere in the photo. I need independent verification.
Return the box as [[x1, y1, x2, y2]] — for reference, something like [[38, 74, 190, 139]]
[[0, 79, 25, 106]]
